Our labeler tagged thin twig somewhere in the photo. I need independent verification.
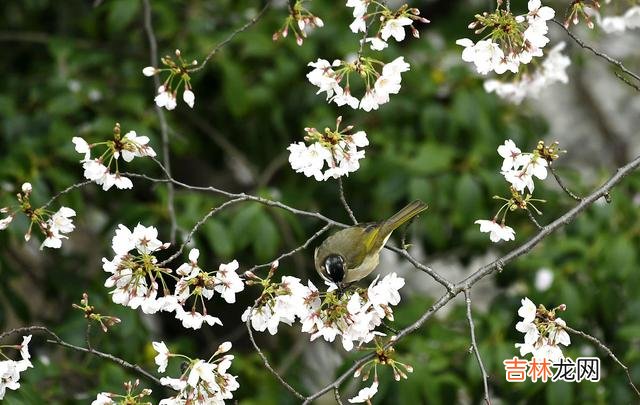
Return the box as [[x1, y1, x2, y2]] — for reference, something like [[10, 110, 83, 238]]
[[549, 163, 582, 201], [387, 246, 454, 291], [525, 209, 543, 230], [302, 353, 376, 404], [565, 325, 640, 398], [464, 290, 491, 405], [0, 326, 164, 388], [124, 171, 345, 227], [42, 180, 92, 209], [245, 301, 306, 400], [355, 1, 381, 58], [615, 72, 640, 92], [49, 339, 164, 388], [85, 323, 93, 352], [381, 321, 399, 335], [337, 177, 358, 225], [142, 0, 177, 243], [334, 386, 344, 405], [158, 197, 246, 266], [553, 19, 640, 88], [190, 1, 272, 72], [0, 326, 60, 342], [246, 224, 332, 273]]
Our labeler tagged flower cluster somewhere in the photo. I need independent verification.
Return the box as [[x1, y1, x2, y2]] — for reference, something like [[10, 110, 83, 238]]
[[1, 183, 77, 249], [40, 206, 76, 249], [499, 139, 550, 194], [103, 226, 244, 330], [484, 42, 571, 104], [475, 140, 560, 242], [143, 49, 197, 110], [307, 56, 410, 111], [244, 268, 405, 352], [102, 223, 175, 313], [596, 4, 640, 33], [348, 337, 414, 403], [91, 379, 152, 405], [0, 335, 33, 400], [347, 2, 429, 50], [242, 274, 308, 335], [154, 341, 239, 404], [73, 123, 156, 191], [288, 117, 369, 181], [563, 0, 600, 29], [474, 219, 515, 243], [173, 249, 245, 329], [272, 0, 324, 45], [514, 297, 570, 363], [302, 273, 405, 351], [457, 0, 555, 75], [72, 292, 122, 333]]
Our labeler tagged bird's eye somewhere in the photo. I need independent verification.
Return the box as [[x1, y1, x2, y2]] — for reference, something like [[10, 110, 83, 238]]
[[323, 254, 345, 284]]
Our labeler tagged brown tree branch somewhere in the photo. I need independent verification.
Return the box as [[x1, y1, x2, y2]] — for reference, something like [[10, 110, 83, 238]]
[[464, 290, 491, 405], [553, 19, 640, 88], [190, 1, 272, 73], [0, 326, 165, 388], [338, 177, 358, 225], [244, 301, 306, 400], [565, 325, 640, 398], [549, 163, 582, 201], [42, 180, 93, 209], [158, 197, 247, 267]]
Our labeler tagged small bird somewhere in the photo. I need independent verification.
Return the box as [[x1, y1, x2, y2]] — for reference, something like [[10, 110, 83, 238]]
[[314, 200, 427, 289]]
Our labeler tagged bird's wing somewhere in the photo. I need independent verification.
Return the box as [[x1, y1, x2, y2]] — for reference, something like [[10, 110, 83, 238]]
[[317, 224, 378, 270]]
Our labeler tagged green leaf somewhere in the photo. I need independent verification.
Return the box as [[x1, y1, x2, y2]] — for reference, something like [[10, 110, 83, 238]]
[[203, 219, 235, 259], [408, 142, 455, 176], [252, 213, 280, 261], [230, 204, 261, 250], [108, 0, 141, 32]]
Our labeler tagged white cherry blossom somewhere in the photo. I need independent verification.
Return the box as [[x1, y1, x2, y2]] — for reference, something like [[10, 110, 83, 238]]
[[474, 219, 515, 242], [380, 16, 413, 42], [155, 86, 177, 110], [182, 89, 195, 108], [214, 260, 244, 304], [41, 206, 76, 249], [518, 297, 537, 324], [349, 381, 378, 403], [364, 36, 388, 51], [153, 341, 170, 373], [497, 139, 522, 171]]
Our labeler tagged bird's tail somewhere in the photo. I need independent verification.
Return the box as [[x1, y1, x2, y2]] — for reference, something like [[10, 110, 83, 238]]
[[381, 200, 428, 236]]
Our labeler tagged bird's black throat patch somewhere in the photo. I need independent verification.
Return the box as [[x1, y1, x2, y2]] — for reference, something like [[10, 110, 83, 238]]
[[323, 254, 346, 284]]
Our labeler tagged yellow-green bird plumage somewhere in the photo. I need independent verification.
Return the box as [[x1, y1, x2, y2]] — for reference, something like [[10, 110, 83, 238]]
[[314, 200, 427, 284]]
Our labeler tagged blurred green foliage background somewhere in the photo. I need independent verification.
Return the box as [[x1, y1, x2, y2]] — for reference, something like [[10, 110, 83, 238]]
[[1, 0, 639, 403]]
